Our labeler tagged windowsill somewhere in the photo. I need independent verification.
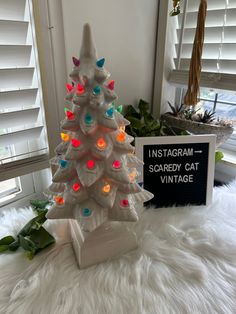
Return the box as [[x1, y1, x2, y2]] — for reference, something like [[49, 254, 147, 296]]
[[0, 192, 45, 213], [220, 149, 236, 167]]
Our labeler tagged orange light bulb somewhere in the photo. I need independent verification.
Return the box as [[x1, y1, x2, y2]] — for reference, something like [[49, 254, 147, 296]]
[[55, 196, 64, 205], [102, 183, 111, 193], [60, 132, 70, 142], [97, 137, 107, 150], [129, 170, 137, 182], [117, 132, 126, 143]]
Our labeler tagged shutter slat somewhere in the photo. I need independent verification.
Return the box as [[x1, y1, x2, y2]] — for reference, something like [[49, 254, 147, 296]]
[[174, 58, 236, 74], [187, 0, 236, 12], [0, 67, 34, 89], [177, 26, 236, 44], [0, 88, 38, 109], [0, 20, 28, 45], [0, 0, 26, 21], [169, 70, 236, 91], [0, 153, 49, 182], [0, 126, 43, 146], [0, 108, 40, 128], [0, 45, 32, 67], [179, 9, 236, 28], [178, 43, 236, 60]]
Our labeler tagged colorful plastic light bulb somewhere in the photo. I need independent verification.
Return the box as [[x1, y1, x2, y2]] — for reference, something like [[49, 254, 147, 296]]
[[96, 58, 105, 68], [102, 183, 111, 194], [85, 113, 93, 125], [129, 170, 137, 182], [82, 208, 92, 217], [72, 183, 81, 192], [55, 196, 64, 205], [119, 125, 125, 132], [60, 159, 68, 168], [77, 83, 85, 95], [120, 199, 129, 207], [112, 160, 121, 169], [105, 107, 114, 118], [117, 105, 123, 113], [66, 110, 75, 120], [60, 132, 70, 142], [117, 132, 126, 143], [66, 83, 73, 93], [87, 159, 95, 169], [93, 86, 101, 95], [107, 80, 115, 90], [71, 138, 81, 148], [72, 56, 80, 67], [96, 137, 106, 149]]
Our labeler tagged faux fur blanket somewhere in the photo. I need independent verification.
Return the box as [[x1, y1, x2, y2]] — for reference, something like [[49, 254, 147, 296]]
[[0, 181, 236, 314]]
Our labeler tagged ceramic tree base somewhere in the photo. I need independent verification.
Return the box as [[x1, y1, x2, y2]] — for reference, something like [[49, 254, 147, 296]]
[[69, 219, 138, 269]]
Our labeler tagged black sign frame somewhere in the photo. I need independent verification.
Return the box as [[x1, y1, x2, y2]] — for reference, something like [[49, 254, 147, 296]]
[[135, 135, 216, 207]]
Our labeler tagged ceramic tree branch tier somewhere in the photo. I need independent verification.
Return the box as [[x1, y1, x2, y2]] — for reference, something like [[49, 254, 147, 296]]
[[46, 23, 153, 268]]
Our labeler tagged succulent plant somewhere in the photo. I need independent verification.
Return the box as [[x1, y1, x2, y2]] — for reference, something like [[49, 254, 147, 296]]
[[167, 102, 184, 116], [197, 109, 216, 124]]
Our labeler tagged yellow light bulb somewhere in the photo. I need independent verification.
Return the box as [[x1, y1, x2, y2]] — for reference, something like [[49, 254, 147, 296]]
[[97, 137, 107, 149], [102, 183, 111, 193], [119, 125, 125, 132], [117, 132, 126, 143], [129, 170, 137, 182], [61, 132, 70, 142]]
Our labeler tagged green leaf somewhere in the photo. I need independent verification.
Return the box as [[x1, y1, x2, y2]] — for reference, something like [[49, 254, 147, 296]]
[[215, 151, 224, 163], [125, 105, 138, 116], [26, 251, 35, 260], [19, 235, 36, 252], [127, 117, 142, 129], [29, 227, 55, 250], [0, 235, 15, 245], [0, 245, 9, 252], [30, 199, 50, 209], [138, 99, 149, 117], [18, 211, 47, 237], [8, 240, 20, 251]]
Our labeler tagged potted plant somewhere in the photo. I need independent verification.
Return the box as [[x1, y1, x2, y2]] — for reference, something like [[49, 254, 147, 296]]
[[164, 0, 234, 147], [162, 102, 234, 147]]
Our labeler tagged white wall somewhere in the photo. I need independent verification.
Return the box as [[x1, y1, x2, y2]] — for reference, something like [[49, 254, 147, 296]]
[[152, 1, 177, 118], [61, 0, 158, 106]]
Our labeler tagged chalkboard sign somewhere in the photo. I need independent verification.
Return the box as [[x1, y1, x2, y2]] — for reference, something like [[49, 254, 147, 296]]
[[135, 135, 216, 207]]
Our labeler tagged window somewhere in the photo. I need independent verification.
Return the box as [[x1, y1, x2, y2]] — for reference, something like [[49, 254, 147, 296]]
[[0, 0, 49, 204], [169, 0, 236, 155]]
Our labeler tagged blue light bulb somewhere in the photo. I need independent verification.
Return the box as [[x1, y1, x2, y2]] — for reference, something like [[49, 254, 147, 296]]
[[60, 159, 68, 168], [96, 58, 105, 68], [82, 208, 92, 217], [105, 107, 114, 118], [85, 113, 93, 125], [93, 86, 101, 95]]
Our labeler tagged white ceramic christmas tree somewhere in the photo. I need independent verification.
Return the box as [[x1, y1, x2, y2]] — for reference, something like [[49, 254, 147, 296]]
[[46, 23, 153, 268]]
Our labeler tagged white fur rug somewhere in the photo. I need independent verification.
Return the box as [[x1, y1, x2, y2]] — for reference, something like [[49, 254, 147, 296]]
[[1, 181, 236, 314]]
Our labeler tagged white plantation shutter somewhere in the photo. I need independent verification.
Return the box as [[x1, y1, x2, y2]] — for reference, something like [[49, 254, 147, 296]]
[[0, 0, 49, 181], [169, 0, 236, 89]]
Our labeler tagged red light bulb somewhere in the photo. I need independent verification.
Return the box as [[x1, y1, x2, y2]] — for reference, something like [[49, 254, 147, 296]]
[[77, 83, 85, 95], [66, 110, 75, 120], [71, 138, 81, 148], [112, 160, 121, 169], [87, 159, 95, 169], [72, 183, 81, 192], [66, 83, 73, 92], [107, 80, 115, 90], [120, 199, 129, 207]]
